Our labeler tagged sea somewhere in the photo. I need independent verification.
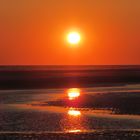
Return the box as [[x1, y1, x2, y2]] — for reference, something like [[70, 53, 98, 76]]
[[0, 65, 140, 140]]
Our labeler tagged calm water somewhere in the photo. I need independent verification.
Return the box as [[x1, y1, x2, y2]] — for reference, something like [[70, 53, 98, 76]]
[[0, 84, 140, 135]]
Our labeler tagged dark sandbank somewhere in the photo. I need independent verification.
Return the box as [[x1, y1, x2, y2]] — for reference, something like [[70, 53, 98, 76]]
[[37, 92, 140, 115]]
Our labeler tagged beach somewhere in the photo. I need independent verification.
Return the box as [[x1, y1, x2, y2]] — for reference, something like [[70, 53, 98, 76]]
[[0, 66, 140, 139]]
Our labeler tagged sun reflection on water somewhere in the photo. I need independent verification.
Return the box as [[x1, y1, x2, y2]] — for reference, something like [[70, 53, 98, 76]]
[[67, 88, 80, 100], [66, 129, 81, 133], [60, 107, 89, 133], [60, 88, 87, 133], [68, 109, 81, 116]]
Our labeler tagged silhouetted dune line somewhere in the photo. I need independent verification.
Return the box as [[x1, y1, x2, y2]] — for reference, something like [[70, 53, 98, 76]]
[[0, 66, 140, 89]]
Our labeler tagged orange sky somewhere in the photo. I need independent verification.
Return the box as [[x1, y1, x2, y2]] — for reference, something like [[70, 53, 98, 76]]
[[0, 0, 140, 65]]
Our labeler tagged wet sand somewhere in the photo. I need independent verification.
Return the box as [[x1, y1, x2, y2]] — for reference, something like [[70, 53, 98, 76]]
[[0, 84, 140, 139], [0, 130, 140, 140]]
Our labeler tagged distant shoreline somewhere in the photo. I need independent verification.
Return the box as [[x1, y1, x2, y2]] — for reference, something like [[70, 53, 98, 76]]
[[0, 66, 140, 90], [0, 65, 140, 71]]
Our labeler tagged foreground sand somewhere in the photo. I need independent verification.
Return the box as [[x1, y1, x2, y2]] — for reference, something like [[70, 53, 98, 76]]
[[0, 84, 140, 139], [0, 130, 140, 140]]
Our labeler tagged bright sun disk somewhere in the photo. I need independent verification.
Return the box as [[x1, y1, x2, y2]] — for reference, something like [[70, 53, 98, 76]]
[[67, 32, 81, 45]]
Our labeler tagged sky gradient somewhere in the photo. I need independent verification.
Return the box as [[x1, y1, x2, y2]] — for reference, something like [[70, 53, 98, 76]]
[[0, 0, 140, 65]]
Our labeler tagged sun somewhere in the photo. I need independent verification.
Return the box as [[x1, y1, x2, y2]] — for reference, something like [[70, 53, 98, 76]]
[[67, 32, 81, 45]]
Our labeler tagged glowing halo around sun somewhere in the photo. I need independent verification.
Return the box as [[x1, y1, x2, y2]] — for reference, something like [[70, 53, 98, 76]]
[[67, 32, 81, 45]]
